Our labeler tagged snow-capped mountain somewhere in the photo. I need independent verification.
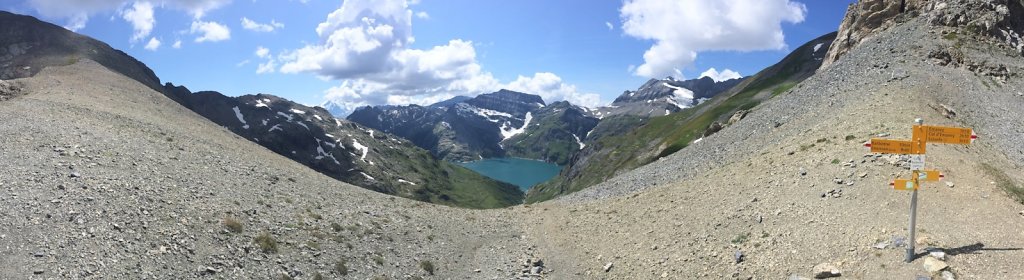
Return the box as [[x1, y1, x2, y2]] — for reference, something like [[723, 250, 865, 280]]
[[348, 89, 598, 164], [591, 76, 745, 118]]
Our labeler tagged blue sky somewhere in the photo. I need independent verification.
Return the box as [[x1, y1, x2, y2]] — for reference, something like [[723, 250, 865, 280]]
[[3, 0, 853, 116]]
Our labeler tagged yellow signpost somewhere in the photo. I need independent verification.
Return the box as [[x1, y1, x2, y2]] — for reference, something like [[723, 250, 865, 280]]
[[866, 119, 975, 263]]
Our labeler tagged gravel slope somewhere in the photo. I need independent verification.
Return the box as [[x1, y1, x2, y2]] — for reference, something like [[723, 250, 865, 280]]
[[525, 13, 1024, 279]]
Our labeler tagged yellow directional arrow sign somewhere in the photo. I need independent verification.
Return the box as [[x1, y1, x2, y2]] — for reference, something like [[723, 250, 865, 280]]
[[921, 170, 943, 182], [891, 178, 919, 191], [920, 125, 976, 144]]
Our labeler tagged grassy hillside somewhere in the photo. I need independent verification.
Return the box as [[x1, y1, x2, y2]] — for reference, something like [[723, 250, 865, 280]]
[[527, 32, 838, 203]]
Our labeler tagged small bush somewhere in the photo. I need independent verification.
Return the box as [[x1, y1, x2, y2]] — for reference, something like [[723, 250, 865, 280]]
[[419, 260, 435, 275], [372, 255, 385, 265], [830, 159, 841, 164], [331, 222, 343, 232], [254, 232, 278, 253], [844, 135, 856, 141], [223, 217, 243, 233], [731, 233, 749, 244], [335, 260, 348, 276]]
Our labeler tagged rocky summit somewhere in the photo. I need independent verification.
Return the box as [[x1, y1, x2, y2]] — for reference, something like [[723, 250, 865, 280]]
[[3, 1, 1024, 279]]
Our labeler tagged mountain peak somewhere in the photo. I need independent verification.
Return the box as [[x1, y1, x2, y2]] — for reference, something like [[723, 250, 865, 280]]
[[0, 11, 162, 92]]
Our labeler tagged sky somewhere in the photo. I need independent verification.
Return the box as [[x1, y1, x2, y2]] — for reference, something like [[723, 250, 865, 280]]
[[3, 0, 854, 116]]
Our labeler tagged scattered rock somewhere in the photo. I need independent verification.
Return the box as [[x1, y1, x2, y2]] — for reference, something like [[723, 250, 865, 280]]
[[833, 178, 844, 184], [928, 249, 947, 261], [728, 110, 749, 125], [70, 172, 81, 178], [812, 262, 841, 279], [923, 256, 949, 273], [930, 104, 957, 119], [603, 262, 613, 272], [945, 181, 955, 188], [800, 168, 807, 176], [941, 270, 956, 280], [33, 269, 44, 275], [734, 250, 744, 264], [32, 251, 44, 258], [873, 241, 890, 249], [822, 189, 842, 199]]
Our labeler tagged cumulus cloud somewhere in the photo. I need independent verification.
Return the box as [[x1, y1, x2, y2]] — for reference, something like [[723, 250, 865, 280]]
[[621, 0, 806, 78], [257, 60, 276, 74], [172, 39, 182, 48], [254, 46, 276, 74], [255, 46, 270, 58], [281, 0, 596, 114], [415, 11, 429, 20], [190, 20, 231, 42], [505, 73, 602, 108], [27, 0, 231, 32], [144, 37, 161, 50], [699, 68, 742, 82], [241, 17, 284, 32], [605, 21, 613, 30], [121, 1, 155, 42]]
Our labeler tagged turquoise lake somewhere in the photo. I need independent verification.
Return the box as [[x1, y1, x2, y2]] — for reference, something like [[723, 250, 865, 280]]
[[459, 158, 563, 191]]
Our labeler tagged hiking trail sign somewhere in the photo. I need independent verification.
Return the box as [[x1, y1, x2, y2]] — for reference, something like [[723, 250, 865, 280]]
[[863, 119, 975, 263]]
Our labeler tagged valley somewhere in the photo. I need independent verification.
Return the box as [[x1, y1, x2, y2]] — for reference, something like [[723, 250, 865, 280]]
[[3, 0, 1024, 279]]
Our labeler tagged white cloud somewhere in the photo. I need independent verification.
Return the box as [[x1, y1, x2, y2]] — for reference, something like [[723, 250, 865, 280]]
[[121, 1, 155, 42], [257, 60, 276, 74], [27, 0, 230, 32], [605, 21, 613, 30], [236, 59, 250, 67], [255, 46, 270, 58], [415, 11, 429, 19], [241, 17, 284, 32], [282, 0, 598, 113], [144, 37, 161, 50], [190, 20, 231, 42], [505, 73, 602, 108], [699, 68, 742, 82], [172, 39, 182, 48], [621, 0, 806, 78]]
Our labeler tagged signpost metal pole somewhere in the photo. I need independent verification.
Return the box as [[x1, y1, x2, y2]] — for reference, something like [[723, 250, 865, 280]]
[[905, 118, 924, 263], [906, 171, 919, 262]]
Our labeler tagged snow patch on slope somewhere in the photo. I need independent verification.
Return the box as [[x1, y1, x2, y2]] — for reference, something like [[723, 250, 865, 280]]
[[661, 82, 695, 109], [276, 112, 294, 122], [255, 98, 271, 108], [397, 179, 417, 185], [231, 106, 249, 129], [352, 139, 369, 161], [499, 112, 532, 140], [573, 133, 585, 150]]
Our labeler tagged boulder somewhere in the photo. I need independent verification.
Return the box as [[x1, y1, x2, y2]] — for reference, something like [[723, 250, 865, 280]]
[[812, 262, 841, 278], [923, 256, 949, 273]]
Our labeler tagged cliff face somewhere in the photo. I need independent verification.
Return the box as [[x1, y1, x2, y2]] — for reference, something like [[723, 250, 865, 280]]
[[822, 0, 1024, 69]]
